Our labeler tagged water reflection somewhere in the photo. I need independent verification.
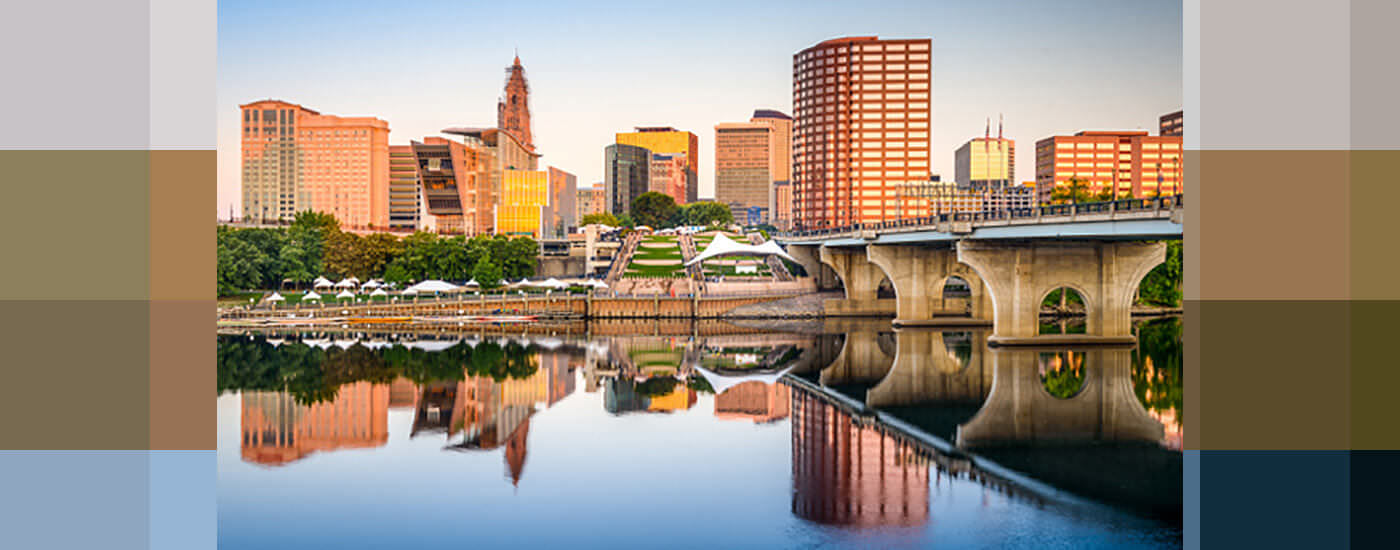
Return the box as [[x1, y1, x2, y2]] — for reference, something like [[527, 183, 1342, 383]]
[[218, 317, 1182, 548]]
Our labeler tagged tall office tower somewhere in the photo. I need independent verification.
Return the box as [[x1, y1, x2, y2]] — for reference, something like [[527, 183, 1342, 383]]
[[1034, 130, 1184, 204], [576, 184, 606, 221], [240, 99, 389, 228], [648, 152, 688, 205], [604, 143, 651, 215], [442, 126, 542, 234], [497, 54, 533, 149], [954, 137, 1015, 189], [1160, 110, 1183, 137], [545, 166, 578, 237], [410, 137, 492, 235], [615, 127, 699, 203], [387, 145, 424, 230], [497, 169, 549, 238], [772, 181, 793, 229], [749, 109, 793, 220], [714, 122, 774, 223], [791, 37, 933, 230]]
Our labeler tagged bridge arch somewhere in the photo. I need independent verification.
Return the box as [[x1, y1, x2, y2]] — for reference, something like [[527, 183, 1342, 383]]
[[1035, 284, 1093, 335]]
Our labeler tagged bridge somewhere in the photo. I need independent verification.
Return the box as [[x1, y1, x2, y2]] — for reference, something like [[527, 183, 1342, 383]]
[[777, 196, 1184, 346]]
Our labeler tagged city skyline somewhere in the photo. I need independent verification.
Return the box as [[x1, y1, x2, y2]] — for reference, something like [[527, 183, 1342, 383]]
[[217, 0, 1181, 219]]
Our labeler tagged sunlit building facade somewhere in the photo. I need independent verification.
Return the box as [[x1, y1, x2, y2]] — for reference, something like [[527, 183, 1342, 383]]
[[615, 127, 699, 203], [240, 382, 390, 466], [388, 145, 425, 231], [773, 181, 793, 229], [576, 184, 606, 221], [792, 37, 933, 229], [648, 152, 689, 205], [714, 381, 790, 423], [715, 122, 773, 223], [1034, 131, 1184, 204], [410, 137, 492, 235], [497, 54, 534, 149], [240, 99, 390, 228], [545, 166, 577, 237], [954, 137, 1014, 189], [497, 169, 549, 237], [751, 109, 794, 223]]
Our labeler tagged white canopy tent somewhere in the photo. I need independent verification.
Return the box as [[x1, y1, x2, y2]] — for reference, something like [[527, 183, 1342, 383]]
[[693, 363, 798, 396], [361, 280, 381, 290], [369, 288, 388, 297], [335, 290, 355, 299], [534, 277, 569, 290], [401, 288, 418, 296], [405, 280, 460, 294], [683, 233, 798, 266], [303, 290, 322, 301], [463, 278, 480, 288], [265, 292, 285, 302], [313, 277, 334, 288], [334, 279, 356, 289]]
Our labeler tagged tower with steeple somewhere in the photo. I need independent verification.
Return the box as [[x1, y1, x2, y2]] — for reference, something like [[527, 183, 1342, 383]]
[[496, 52, 534, 150]]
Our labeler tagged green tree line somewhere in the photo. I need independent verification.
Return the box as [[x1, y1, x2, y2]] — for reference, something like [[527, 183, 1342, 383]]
[[578, 193, 735, 230], [218, 211, 537, 296]]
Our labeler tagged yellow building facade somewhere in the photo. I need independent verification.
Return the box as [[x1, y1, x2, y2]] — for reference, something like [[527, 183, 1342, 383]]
[[497, 169, 549, 237], [615, 127, 699, 203]]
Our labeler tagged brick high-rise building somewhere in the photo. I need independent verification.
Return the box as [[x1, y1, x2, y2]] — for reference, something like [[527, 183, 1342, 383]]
[[1034, 130, 1183, 204], [714, 122, 774, 222], [792, 37, 933, 230], [615, 127, 699, 203], [497, 54, 533, 150], [1160, 110, 1183, 137], [750, 109, 793, 224], [240, 99, 389, 228], [648, 152, 688, 205]]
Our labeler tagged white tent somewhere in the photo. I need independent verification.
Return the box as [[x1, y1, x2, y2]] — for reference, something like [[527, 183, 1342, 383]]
[[533, 277, 569, 290], [266, 292, 285, 302], [463, 278, 480, 288], [405, 279, 459, 293], [334, 278, 356, 289], [346, 277, 361, 285], [313, 277, 334, 288], [303, 291, 322, 301], [401, 288, 418, 296], [684, 233, 797, 266], [510, 277, 530, 288], [361, 280, 381, 290], [335, 290, 355, 299], [587, 279, 609, 289], [370, 288, 388, 297], [693, 363, 798, 396]]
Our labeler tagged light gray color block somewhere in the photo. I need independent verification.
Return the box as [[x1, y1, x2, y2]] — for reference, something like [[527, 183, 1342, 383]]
[[150, 0, 216, 149], [1352, 0, 1400, 149]]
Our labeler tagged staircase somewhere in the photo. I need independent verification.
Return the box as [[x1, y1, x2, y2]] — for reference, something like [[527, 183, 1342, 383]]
[[604, 231, 643, 286], [747, 233, 794, 281]]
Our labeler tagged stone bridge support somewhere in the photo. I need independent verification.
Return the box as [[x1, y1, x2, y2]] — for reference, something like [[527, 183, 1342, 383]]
[[786, 243, 840, 291], [866, 244, 992, 327], [955, 349, 1164, 449], [818, 329, 894, 387], [957, 240, 1165, 345], [788, 334, 845, 377], [866, 330, 992, 408], [819, 246, 895, 316]]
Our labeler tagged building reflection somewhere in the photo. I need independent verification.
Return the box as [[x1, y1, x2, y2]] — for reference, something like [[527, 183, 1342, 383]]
[[715, 381, 790, 423], [240, 381, 389, 466], [790, 388, 930, 527]]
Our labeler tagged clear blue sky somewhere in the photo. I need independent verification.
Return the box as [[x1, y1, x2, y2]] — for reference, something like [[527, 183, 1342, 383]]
[[217, 0, 1181, 217]]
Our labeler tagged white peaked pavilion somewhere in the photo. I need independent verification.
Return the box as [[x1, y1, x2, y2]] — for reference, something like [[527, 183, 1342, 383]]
[[370, 288, 388, 297], [335, 290, 355, 299], [692, 363, 798, 396], [683, 233, 798, 267], [405, 280, 460, 293], [303, 290, 322, 301], [334, 278, 356, 289], [313, 277, 334, 288]]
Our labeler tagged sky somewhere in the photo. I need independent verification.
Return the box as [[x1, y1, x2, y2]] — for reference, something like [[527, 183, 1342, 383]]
[[216, 0, 1182, 218]]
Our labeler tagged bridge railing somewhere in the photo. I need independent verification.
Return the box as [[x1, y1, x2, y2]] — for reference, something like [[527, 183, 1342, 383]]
[[778, 194, 1183, 239]]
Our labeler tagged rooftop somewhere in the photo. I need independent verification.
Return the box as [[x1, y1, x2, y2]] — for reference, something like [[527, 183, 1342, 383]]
[[751, 109, 792, 121]]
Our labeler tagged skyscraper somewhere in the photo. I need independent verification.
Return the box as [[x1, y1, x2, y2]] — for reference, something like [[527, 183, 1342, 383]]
[[496, 169, 548, 237], [240, 99, 390, 228], [750, 109, 793, 223], [954, 137, 1015, 190], [615, 127, 699, 203], [648, 152, 688, 205], [497, 54, 533, 150], [1160, 110, 1183, 137], [546, 166, 578, 237], [714, 122, 774, 223], [605, 143, 651, 215], [792, 37, 933, 229], [410, 136, 492, 235], [387, 145, 425, 231], [576, 184, 606, 221]]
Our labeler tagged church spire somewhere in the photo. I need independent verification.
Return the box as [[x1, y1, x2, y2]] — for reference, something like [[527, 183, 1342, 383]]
[[496, 51, 533, 149]]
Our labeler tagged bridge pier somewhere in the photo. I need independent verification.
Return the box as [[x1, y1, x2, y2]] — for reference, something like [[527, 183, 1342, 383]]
[[866, 244, 992, 327], [787, 243, 840, 291], [955, 348, 1164, 449], [957, 240, 1164, 345], [819, 247, 895, 317], [866, 330, 991, 408], [817, 329, 894, 387]]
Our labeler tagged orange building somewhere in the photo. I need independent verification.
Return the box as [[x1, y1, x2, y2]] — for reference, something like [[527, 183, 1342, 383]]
[[240, 99, 390, 228], [546, 167, 578, 237], [576, 184, 606, 222], [715, 122, 774, 222], [649, 152, 688, 205], [1034, 130, 1183, 204], [615, 127, 699, 203], [240, 382, 390, 466], [497, 55, 534, 150], [410, 137, 494, 235], [773, 181, 793, 229], [791, 37, 933, 230], [497, 169, 549, 237]]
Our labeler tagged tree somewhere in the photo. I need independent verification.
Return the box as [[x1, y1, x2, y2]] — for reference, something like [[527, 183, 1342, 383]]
[[217, 230, 264, 296], [472, 256, 504, 290], [1137, 241, 1183, 306], [290, 210, 340, 236], [500, 236, 538, 279], [675, 201, 732, 226], [1049, 177, 1093, 204], [580, 212, 619, 227], [630, 191, 678, 228], [323, 230, 367, 279], [616, 213, 635, 228]]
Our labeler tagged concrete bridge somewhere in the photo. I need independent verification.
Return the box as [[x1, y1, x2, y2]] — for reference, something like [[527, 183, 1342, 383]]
[[780, 196, 1183, 345]]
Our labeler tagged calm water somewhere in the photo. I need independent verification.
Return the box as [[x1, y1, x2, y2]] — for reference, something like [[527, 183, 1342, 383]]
[[217, 318, 1183, 549]]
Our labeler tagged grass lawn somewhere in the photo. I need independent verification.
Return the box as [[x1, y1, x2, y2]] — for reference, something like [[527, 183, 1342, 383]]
[[632, 248, 683, 261], [643, 235, 677, 243]]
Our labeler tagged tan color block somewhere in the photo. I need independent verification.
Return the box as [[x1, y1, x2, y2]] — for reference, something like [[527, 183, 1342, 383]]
[[149, 300, 214, 450], [1350, 151, 1400, 300], [150, 150, 213, 301]]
